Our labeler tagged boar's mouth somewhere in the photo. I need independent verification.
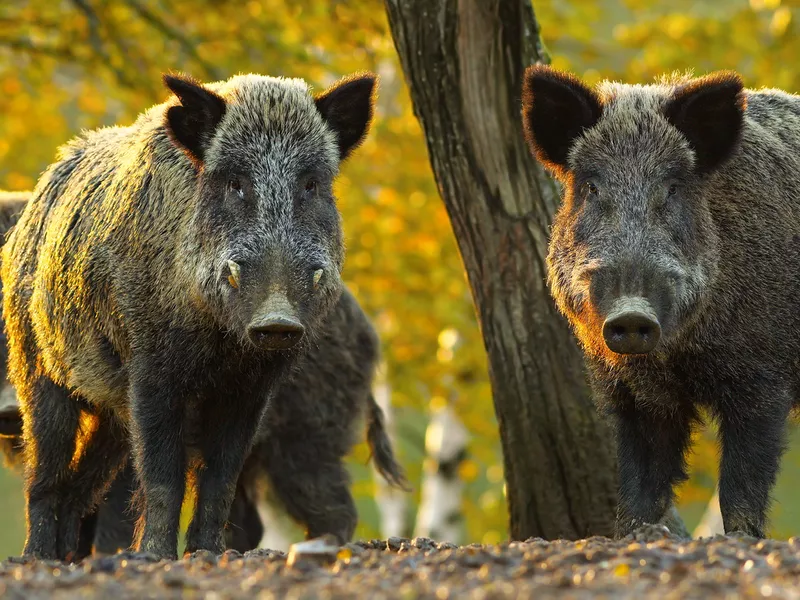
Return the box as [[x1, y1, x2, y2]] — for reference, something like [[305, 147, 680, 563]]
[[601, 297, 661, 355]]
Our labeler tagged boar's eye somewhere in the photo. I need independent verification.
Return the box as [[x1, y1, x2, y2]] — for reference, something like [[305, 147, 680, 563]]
[[586, 181, 599, 196], [227, 176, 244, 199], [667, 183, 679, 197], [303, 179, 318, 197]]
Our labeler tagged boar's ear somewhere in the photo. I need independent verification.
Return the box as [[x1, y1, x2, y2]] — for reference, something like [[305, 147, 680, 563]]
[[315, 73, 378, 162], [664, 71, 745, 174], [521, 64, 603, 176], [163, 73, 226, 166]]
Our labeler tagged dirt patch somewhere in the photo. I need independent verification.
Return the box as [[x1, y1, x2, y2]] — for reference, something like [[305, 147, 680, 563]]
[[1, 526, 799, 599]]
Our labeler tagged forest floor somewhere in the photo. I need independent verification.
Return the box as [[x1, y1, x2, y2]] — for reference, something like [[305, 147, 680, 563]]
[[1, 526, 799, 599]]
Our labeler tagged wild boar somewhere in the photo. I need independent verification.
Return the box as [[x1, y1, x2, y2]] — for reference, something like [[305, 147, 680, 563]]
[[521, 64, 800, 538], [2, 71, 377, 560]]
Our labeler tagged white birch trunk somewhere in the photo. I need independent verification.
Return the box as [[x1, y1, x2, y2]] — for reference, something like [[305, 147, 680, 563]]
[[372, 362, 408, 539], [412, 403, 468, 544]]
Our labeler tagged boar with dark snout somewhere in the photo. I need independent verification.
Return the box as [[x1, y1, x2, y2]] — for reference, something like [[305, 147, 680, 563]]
[[521, 64, 800, 539], [2, 71, 377, 560]]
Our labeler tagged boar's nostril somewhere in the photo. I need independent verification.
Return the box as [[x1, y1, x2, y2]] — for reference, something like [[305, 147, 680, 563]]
[[248, 316, 305, 350], [602, 310, 661, 355]]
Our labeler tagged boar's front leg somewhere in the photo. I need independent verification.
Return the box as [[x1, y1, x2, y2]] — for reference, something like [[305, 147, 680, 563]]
[[184, 396, 267, 555], [601, 381, 695, 538], [716, 392, 790, 538], [130, 378, 187, 560]]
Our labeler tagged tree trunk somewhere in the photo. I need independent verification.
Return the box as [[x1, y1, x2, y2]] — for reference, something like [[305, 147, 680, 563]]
[[384, 0, 618, 540]]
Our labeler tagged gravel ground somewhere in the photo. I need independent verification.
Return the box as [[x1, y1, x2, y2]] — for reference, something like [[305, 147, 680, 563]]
[[2, 526, 799, 599]]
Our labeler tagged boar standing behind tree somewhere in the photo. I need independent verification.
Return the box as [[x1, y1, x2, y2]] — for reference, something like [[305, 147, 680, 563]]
[[2, 70, 377, 560], [521, 65, 800, 539]]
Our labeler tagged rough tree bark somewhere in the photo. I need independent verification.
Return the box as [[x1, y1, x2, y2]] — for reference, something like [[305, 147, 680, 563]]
[[384, 0, 619, 539]]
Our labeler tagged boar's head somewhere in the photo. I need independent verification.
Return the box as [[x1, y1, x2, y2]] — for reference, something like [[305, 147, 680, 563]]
[[163, 71, 376, 352], [521, 65, 745, 359]]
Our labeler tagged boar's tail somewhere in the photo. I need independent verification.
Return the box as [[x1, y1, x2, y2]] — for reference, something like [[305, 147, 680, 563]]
[[366, 392, 411, 492]]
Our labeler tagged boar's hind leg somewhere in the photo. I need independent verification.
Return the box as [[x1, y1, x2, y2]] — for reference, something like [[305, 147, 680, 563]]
[[22, 377, 81, 559], [717, 398, 790, 538], [184, 398, 266, 556], [610, 399, 694, 539], [92, 459, 137, 554], [225, 475, 264, 553], [260, 439, 357, 545], [56, 411, 128, 560]]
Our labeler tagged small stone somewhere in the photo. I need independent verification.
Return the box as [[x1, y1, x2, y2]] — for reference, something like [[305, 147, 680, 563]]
[[387, 537, 408, 551], [243, 548, 285, 560], [411, 537, 436, 552], [115, 551, 161, 564], [286, 535, 340, 569], [85, 556, 119, 574], [186, 550, 217, 565], [218, 549, 242, 567], [343, 543, 366, 556]]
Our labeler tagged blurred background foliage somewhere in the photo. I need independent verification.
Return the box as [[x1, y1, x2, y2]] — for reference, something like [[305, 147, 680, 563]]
[[0, 0, 799, 557]]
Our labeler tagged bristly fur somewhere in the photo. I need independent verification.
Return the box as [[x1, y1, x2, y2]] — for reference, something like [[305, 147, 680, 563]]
[[521, 64, 800, 540], [1, 69, 377, 561]]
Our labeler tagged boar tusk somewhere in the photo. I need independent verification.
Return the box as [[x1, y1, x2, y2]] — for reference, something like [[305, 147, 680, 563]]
[[227, 260, 240, 289], [313, 269, 324, 290]]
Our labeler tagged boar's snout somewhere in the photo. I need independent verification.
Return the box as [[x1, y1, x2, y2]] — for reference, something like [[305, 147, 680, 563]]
[[247, 291, 305, 350], [602, 297, 661, 355]]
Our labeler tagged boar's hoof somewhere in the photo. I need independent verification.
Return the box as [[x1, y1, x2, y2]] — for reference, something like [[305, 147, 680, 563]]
[[602, 309, 661, 355], [248, 316, 305, 350]]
